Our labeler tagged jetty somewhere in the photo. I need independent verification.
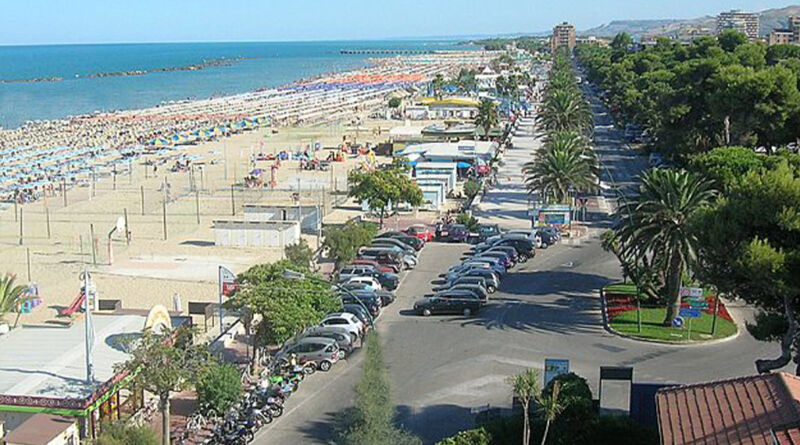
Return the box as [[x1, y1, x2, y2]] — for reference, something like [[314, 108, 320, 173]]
[[340, 49, 433, 55]]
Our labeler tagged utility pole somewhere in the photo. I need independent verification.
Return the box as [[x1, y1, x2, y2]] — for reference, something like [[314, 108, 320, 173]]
[[140, 186, 145, 215], [62, 178, 68, 207], [46, 207, 51, 239], [162, 185, 168, 241], [18, 206, 23, 245], [195, 191, 201, 224], [230, 185, 236, 216], [90, 224, 97, 266], [83, 269, 95, 383]]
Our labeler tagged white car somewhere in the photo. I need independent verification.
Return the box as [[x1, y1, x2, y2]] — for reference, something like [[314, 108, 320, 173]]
[[344, 276, 382, 291], [320, 312, 364, 341]]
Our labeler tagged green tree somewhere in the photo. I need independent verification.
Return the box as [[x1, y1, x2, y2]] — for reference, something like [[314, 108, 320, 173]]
[[340, 333, 420, 445], [463, 179, 483, 201], [694, 162, 800, 373], [323, 221, 378, 267], [475, 99, 500, 141], [523, 148, 598, 203], [348, 164, 424, 228], [388, 97, 402, 108], [95, 421, 159, 445], [196, 363, 242, 415], [0, 273, 28, 327], [285, 238, 314, 269], [717, 29, 747, 52], [432, 74, 446, 99], [436, 427, 492, 445], [116, 326, 211, 445], [230, 261, 339, 349], [508, 368, 541, 445], [456, 213, 480, 231], [613, 169, 717, 325]]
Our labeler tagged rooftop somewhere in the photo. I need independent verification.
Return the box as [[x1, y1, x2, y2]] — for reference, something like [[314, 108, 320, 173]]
[[4, 414, 76, 445], [0, 314, 147, 400], [656, 372, 800, 445]]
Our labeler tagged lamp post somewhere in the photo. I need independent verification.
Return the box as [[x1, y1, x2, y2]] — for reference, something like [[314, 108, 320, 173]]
[[282, 269, 374, 328]]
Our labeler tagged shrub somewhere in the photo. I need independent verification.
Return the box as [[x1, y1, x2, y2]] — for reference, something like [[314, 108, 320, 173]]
[[196, 363, 243, 415], [463, 179, 482, 201], [590, 415, 659, 445], [95, 421, 158, 445], [435, 427, 492, 445], [456, 213, 480, 231], [285, 238, 315, 269], [388, 97, 402, 108], [323, 221, 379, 267]]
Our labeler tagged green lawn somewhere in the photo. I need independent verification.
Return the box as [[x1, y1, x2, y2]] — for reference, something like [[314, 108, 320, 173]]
[[604, 282, 648, 299], [610, 308, 737, 342]]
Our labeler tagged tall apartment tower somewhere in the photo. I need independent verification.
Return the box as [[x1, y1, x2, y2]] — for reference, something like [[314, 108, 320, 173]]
[[716, 10, 760, 41], [551, 22, 576, 53], [790, 16, 800, 42]]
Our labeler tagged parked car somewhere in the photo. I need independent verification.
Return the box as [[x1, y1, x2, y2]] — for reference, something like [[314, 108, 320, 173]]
[[357, 251, 405, 272], [436, 224, 469, 243], [370, 238, 416, 256], [437, 284, 488, 303], [339, 283, 396, 306], [343, 276, 382, 291], [321, 312, 364, 340], [447, 268, 500, 290], [469, 224, 501, 244], [505, 229, 543, 248], [340, 293, 381, 318], [477, 250, 514, 268], [376, 231, 424, 250], [405, 224, 434, 242], [435, 276, 494, 294], [414, 296, 481, 317], [349, 258, 398, 274], [299, 326, 355, 356], [491, 238, 535, 260], [338, 305, 371, 328], [485, 246, 519, 264], [360, 248, 416, 270], [338, 264, 381, 282], [469, 256, 507, 274], [277, 337, 340, 371]]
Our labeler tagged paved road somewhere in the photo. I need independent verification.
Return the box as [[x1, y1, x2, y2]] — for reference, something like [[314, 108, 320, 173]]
[[256, 82, 787, 445]]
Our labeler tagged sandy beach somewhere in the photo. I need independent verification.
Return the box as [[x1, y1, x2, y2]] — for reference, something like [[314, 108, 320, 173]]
[[0, 50, 499, 327]]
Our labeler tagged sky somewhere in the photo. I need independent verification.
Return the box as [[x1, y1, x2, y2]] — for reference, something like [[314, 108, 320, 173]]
[[0, 0, 796, 45]]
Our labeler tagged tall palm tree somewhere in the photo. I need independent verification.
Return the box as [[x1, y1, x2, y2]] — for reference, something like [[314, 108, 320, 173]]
[[614, 169, 717, 325], [475, 99, 499, 141], [0, 274, 27, 327], [508, 369, 541, 445], [535, 381, 565, 445], [523, 148, 598, 203], [543, 130, 592, 156], [539, 89, 593, 134]]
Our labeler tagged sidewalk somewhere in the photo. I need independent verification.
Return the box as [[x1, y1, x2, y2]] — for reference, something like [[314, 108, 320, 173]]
[[472, 117, 540, 229]]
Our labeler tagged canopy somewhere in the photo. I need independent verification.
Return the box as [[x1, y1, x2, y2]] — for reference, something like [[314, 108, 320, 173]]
[[457, 161, 472, 168]]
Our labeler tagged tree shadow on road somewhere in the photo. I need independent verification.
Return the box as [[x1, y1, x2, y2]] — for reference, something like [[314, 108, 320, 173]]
[[396, 403, 487, 445]]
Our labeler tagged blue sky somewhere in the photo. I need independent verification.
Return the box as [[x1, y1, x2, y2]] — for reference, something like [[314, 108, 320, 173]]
[[1, 0, 795, 45]]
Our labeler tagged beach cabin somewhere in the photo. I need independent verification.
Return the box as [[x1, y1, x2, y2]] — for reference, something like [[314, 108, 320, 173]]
[[397, 141, 498, 178], [242, 204, 320, 235], [415, 180, 447, 211], [414, 162, 457, 190], [212, 220, 300, 248]]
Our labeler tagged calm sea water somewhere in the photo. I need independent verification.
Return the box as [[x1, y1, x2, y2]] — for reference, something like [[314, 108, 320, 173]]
[[0, 40, 469, 129]]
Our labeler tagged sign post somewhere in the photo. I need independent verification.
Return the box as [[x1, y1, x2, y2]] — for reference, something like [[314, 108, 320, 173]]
[[218, 266, 237, 332]]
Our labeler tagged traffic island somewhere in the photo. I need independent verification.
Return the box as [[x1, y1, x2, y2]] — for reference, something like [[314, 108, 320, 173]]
[[601, 283, 738, 344]]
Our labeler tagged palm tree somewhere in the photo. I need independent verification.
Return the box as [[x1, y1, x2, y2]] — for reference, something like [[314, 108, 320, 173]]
[[543, 130, 592, 156], [614, 169, 717, 325], [535, 381, 565, 445], [508, 369, 541, 445], [431, 74, 445, 100], [0, 274, 27, 328], [475, 99, 499, 141], [539, 89, 593, 134], [523, 148, 598, 203]]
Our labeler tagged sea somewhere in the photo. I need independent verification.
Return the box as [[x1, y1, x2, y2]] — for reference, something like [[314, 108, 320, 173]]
[[0, 40, 472, 129]]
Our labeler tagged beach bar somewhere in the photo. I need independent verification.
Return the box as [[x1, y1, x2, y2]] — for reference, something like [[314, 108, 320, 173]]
[[0, 308, 186, 439], [242, 204, 321, 234]]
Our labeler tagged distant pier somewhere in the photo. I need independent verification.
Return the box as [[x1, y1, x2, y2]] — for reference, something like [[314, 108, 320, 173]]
[[340, 49, 433, 55]]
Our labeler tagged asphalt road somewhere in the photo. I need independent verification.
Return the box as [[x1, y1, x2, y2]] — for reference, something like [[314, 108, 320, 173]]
[[254, 82, 788, 445]]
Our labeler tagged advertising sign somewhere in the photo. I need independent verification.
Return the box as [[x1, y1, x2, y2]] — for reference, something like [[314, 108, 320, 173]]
[[544, 359, 570, 386]]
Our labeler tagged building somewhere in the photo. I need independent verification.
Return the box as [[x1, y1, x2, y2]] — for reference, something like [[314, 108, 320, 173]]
[[551, 22, 576, 52], [656, 372, 800, 444], [791, 16, 800, 42], [770, 28, 794, 45], [716, 10, 760, 41]]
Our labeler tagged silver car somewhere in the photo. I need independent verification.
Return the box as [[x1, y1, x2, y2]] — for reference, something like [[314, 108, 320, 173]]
[[277, 337, 341, 371], [300, 326, 355, 357]]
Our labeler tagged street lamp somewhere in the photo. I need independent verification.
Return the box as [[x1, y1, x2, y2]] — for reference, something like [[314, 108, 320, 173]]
[[281, 269, 375, 328]]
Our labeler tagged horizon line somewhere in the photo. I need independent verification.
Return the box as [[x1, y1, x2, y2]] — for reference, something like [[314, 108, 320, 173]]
[[0, 31, 551, 48]]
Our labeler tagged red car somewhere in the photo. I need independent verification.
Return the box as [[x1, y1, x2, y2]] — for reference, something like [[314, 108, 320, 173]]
[[349, 258, 398, 274], [405, 224, 434, 242]]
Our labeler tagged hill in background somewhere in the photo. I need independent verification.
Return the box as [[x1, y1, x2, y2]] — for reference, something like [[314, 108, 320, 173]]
[[581, 5, 800, 39]]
